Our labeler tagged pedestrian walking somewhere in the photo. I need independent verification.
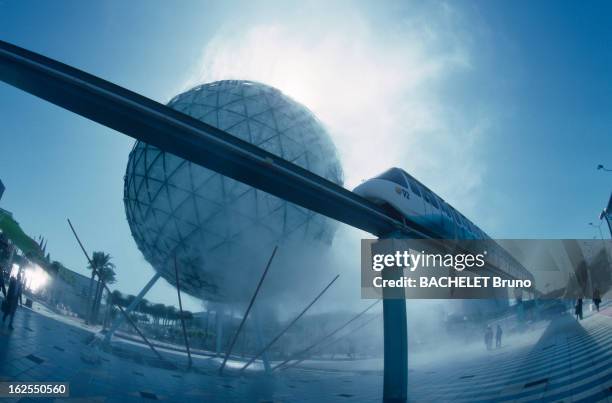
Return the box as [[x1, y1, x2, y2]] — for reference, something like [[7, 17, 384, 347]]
[[593, 289, 601, 312], [495, 324, 503, 348], [575, 298, 583, 320], [1, 272, 23, 330], [484, 325, 493, 350]]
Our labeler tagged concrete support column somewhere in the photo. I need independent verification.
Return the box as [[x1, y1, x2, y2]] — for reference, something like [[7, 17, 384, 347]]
[[375, 234, 408, 403]]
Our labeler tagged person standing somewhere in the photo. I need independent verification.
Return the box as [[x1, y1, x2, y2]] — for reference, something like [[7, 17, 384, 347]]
[[2, 272, 23, 330], [0, 267, 6, 298], [593, 289, 601, 312], [484, 325, 493, 350], [575, 298, 583, 320], [495, 324, 503, 348]]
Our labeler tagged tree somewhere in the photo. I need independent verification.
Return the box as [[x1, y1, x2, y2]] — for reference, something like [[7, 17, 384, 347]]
[[151, 303, 166, 326], [92, 264, 116, 323], [86, 251, 115, 324], [111, 290, 125, 307], [164, 306, 178, 327]]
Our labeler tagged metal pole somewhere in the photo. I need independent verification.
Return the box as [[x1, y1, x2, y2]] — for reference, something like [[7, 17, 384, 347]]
[[67, 219, 174, 368], [104, 271, 161, 343], [219, 246, 277, 374], [239, 274, 340, 373], [254, 306, 271, 372], [273, 300, 380, 371], [174, 254, 192, 369]]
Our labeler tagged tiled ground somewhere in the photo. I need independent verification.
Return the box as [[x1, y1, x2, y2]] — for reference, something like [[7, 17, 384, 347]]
[[0, 302, 611, 402], [407, 302, 612, 402], [0, 307, 381, 402]]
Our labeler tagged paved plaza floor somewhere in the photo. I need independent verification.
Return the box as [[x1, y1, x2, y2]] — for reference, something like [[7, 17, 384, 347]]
[[0, 303, 611, 402]]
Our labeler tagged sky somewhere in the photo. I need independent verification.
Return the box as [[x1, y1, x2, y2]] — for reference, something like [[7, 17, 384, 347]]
[[0, 0, 611, 311]]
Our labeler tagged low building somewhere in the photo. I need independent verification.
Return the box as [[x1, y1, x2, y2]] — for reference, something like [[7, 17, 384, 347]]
[[48, 265, 99, 319]]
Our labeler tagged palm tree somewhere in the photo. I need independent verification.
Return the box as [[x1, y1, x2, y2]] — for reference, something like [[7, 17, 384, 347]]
[[95, 265, 116, 322], [152, 303, 166, 326], [125, 294, 136, 308], [111, 290, 124, 307], [164, 306, 178, 327], [86, 252, 115, 324]]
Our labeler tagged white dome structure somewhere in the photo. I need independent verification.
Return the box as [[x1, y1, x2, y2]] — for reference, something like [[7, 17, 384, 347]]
[[124, 80, 343, 301]]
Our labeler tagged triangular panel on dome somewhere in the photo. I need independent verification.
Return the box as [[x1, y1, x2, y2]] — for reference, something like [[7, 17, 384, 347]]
[[172, 195, 199, 227], [130, 146, 146, 172], [218, 91, 243, 107], [223, 178, 250, 201], [174, 219, 198, 244], [274, 109, 295, 132], [194, 91, 220, 106], [193, 195, 223, 223], [224, 120, 250, 141], [251, 109, 278, 131], [196, 174, 227, 204], [245, 99, 270, 118], [261, 202, 286, 229], [152, 189, 173, 215], [241, 82, 261, 98], [189, 164, 217, 191], [174, 90, 196, 105], [263, 91, 285, 108], [284, 203, 310, 232], [228, 187, 257, 217], [143, 177, 164, 204], [199, 109, 219, 128], [147, 207, 170, 234], [146, 156, 167, 181], [207, 239, 235, 261], [281, 125, 306, 145], [201, 209, 231, 239], [278, 135, 303, 162], [259, 191, 284, 215], [218, 110, 247, 131], [166, 162, 192, 192], [225, 211, 256, 238], [183, 103, 212, 120], [163, 155, 186, 182], [258, 135, 283, 157], [288, 152, 309, 170], [247, 120, 273, 146], [144, 145, 162, 169], [160, 218, 181, 244], [223, 99, 247, 116]]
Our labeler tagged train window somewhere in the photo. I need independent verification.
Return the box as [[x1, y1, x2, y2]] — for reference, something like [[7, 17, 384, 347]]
[[375, 169, 406, 187], [455, 212, 465, 227], [427, 191, 439, 208], [421, 189, 438, 208], [408, 179, 422, 196]]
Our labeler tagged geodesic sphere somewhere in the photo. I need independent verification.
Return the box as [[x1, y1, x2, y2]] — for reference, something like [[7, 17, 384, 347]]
[[124, 80, 343, 301]]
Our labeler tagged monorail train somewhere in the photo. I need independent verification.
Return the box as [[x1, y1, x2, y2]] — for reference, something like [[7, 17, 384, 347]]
[[354, 167, 533, 282]]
